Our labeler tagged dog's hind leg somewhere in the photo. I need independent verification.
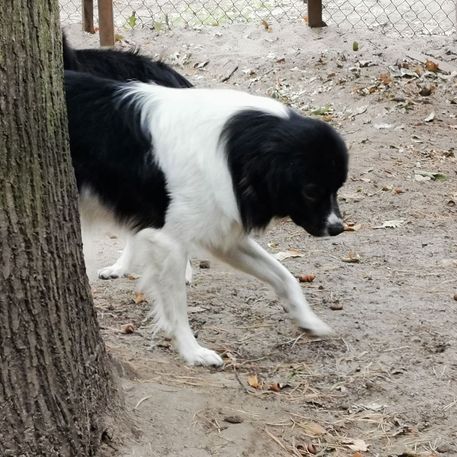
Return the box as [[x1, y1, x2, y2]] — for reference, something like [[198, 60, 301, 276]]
[[135, 229, 223, 367], [98, 235, 135, 279], [185, 259, 193, 285], [98, 235, 193, 285], [210, 236, 333, 336]]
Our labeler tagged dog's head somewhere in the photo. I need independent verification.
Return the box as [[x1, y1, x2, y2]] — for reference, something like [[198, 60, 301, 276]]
[[224, 109, 348, 236], [274, 114, 348, 237]]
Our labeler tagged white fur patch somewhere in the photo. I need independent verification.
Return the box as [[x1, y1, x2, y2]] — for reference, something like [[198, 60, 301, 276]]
[[327, 212, 343, 226], [123, 83, 289, 249]]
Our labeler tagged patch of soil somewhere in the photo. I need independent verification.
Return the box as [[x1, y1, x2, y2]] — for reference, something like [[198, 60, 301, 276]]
[[67, 21, 457, 456]]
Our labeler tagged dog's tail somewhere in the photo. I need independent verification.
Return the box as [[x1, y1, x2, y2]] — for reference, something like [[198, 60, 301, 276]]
[[62, 32, 81, 71]]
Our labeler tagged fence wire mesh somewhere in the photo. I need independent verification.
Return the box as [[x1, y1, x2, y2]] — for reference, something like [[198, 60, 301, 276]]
[[323, 0, 455, 36], [60, 0, 456, 36]]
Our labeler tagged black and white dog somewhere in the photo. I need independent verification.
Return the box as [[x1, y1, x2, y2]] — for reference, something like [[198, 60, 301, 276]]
[[62, 33, 195, 281], [65, 70, 348, 366]]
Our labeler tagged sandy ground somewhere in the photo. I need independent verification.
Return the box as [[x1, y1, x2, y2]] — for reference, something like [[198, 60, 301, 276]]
[[65, 21, 457, 457]]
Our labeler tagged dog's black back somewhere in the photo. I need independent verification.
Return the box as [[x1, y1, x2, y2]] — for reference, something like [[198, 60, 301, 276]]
[[64, 70, 171, 230], [62, 34, 193, 88]]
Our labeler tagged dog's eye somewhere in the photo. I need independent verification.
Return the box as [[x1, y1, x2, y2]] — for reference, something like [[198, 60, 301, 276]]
[[302, 186, 321, 202], [303, 193, 317, 202]]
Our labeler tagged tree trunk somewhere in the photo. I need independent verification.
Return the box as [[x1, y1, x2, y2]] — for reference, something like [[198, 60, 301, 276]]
[[0, 2, 118, 456]]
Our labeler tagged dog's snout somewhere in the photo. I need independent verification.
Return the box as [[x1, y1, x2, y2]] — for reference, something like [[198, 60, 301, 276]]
[[326, 211, 344, 236], [327, 222, 344, 236]]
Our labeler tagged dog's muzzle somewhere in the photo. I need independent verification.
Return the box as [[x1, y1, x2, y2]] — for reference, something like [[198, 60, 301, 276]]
[[326, 212, 344, 236]]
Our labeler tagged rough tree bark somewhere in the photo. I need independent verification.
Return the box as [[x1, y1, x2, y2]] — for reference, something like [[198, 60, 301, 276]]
[[0, 1, 118, 456]]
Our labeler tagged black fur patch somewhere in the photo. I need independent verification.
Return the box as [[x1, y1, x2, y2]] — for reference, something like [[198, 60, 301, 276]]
[[222, 109, 348, 235], [62, 33, 192, 88], [64, 70, 170, 230]]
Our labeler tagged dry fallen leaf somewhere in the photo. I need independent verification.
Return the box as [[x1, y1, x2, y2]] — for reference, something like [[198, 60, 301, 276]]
[[343, 438, 369, 452], [419, 83, 433, 96], [268, 383, 282, 393], [297, 273, 316, 283], [378, 72, 392, 85], [199, 260, 211, 269], [330, 301, 343, 311], [188, 305, 206, 314], [341, 251, 361, 263], [120, 323, 135, 334], [247, 374, 262, 389], [299, 421, 327, 437], [261, 19, 272, 32], [374, 219, 404, 229], [374, 123, 394, 130], [306, 443, 317, 454], [273, 249, 304, 261], [424, 111, 435, 122], [297, 443, 318, 455], [268, 382, 290, 393], [414, 170, 447, 182], [193, 60, 209, 69], [344, 222, 362, 232], [425, 59, 439, 73], [133, 291, 146, 304], [224, 415, 243, 424]]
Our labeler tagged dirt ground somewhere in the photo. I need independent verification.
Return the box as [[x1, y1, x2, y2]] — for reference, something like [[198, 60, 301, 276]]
[[65, 21, 457, 456]]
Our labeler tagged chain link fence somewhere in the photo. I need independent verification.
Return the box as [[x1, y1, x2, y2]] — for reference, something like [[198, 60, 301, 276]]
[[60, 0, 456, 36], [323, 0, 455, 36]]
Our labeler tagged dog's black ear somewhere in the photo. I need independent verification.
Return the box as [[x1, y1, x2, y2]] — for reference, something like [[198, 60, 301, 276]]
[[62, 31, 80, 71]]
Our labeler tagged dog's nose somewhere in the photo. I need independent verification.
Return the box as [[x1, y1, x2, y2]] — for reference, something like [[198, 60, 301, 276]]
[[327, 222, 344, 236]]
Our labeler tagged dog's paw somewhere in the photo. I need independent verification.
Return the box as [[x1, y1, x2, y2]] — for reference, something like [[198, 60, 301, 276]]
[[97, 264, 128, 280], [296, 315, 334, 337], [182, 346, 223, 367]]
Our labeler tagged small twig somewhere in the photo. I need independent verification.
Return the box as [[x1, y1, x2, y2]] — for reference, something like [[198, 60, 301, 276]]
[[233, 366, 251, 394], [238, 356, 268, 366], [221, 65, 238, 82], [265, 427, 289, 452], [134, 395, 152, 410], [276, 336, 323, 348], [382, 345, 410, 353], [290, 333, 304, 350], [248, 68, 275, 88]]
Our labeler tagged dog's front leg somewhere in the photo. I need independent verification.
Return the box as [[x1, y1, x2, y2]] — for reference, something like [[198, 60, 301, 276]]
[[211, 237, 332, 336], [135, 229, 223, 367]]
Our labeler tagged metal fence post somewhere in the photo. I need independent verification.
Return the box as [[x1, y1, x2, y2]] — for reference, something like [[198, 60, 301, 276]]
[[82, 0, 95, 33], [98, 0, 114, 46], [308, 0, 324, 27]]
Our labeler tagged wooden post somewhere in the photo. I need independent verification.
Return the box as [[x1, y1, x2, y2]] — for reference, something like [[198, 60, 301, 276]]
[[82, 0, 95, 33], [308, 0, 324, 28], [98, 0, 114, 46]]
